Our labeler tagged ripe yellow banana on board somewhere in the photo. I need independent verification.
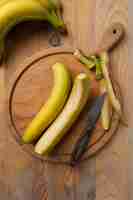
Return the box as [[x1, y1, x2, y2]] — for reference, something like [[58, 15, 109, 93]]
[[0, 0, 65, 60], [22, 63, 71, 143], [35, 73, 91, 155]]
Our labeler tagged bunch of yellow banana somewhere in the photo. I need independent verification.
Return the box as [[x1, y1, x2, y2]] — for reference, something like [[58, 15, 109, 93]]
[[0, 0, 65, 60]]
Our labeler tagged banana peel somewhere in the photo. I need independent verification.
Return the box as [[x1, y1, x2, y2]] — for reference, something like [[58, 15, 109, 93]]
[[0, 0, 18, 7], [74, 49, 103, 80], [100, 79, 111, 130], [22, 63, 71, 143], [74, 49, 95, 69], [35, 73, 91, 155], [100, 52, 122, 117]]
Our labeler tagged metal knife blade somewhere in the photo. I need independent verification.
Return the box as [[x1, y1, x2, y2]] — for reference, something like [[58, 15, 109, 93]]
[[71, 93, 106, 166]]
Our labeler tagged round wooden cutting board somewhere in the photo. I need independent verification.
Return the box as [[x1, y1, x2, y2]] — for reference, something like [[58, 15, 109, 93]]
[[8, 47, 120, 165]]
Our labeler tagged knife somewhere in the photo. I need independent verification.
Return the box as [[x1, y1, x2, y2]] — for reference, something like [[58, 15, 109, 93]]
[[71, 93, 106, 166]]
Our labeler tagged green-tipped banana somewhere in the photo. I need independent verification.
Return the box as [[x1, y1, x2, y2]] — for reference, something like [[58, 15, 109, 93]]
[[22, 63, 71, 143], [35, 73, 91, 155], [0, 0, 65, 60]]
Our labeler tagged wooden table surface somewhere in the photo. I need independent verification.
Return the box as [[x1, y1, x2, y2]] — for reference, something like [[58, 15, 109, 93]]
[[0, 0, 129, 200]]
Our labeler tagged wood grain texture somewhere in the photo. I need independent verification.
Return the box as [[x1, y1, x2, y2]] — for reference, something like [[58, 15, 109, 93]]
[[95, 0, 128, 200], [8, 47, 120, 164], [3, 23, 50, 200], [44, 1, 97, 199], [0, 0, 128, 200], [128, 1, 133, 199]]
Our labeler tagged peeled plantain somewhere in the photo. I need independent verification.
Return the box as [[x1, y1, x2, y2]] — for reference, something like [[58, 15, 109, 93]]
[[0, 0, 65, 60], [22, 63, 71, 143], [35, 73, 91, 155]]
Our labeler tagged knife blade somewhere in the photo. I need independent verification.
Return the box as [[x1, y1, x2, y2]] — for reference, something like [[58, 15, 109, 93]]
[[71, 93, 106, 166]]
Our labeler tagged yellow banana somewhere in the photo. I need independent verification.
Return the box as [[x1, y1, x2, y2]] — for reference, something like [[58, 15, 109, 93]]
[[22, 63, 71, 143], [0, 0, 15, 7], [35, 73, 91, 155], [0, 0, 65, 60], [0, 0, 59, 9]]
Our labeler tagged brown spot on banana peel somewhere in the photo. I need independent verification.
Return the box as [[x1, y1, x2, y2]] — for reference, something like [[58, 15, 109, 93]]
[[22, 63, 71, 143], [35, 73, 91, 155]]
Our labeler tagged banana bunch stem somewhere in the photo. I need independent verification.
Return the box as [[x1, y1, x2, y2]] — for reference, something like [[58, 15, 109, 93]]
[[46, 9, 64, 29]]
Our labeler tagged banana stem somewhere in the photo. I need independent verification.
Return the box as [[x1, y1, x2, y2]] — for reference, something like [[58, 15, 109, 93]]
[[74, 49, 96, 69], [46, 9, 64, 29], [49, 0, 61, 9], [95, 59, 103, 80]]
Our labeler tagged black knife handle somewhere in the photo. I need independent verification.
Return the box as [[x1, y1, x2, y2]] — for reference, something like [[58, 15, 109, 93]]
[[71, 130, 92, 166]]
